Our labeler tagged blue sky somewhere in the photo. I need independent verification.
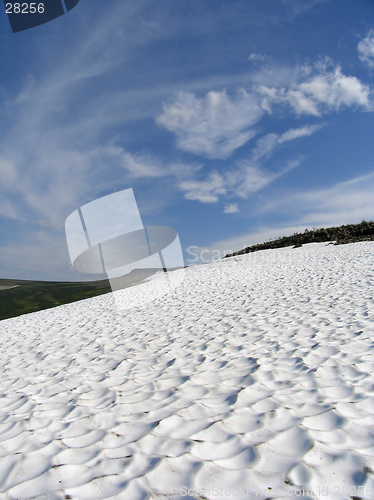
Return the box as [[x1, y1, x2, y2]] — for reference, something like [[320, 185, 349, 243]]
[[1, 0, 374, 280]]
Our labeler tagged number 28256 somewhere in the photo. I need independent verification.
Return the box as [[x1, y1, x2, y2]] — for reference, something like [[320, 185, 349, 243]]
[[5, 3, 45, 13]]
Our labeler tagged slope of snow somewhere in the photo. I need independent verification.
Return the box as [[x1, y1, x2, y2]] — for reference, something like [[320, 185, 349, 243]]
[[1, 242, 374, 500]]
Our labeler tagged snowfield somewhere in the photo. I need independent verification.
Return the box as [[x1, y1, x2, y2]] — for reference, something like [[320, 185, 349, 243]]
[[1, 242, 374, 500]]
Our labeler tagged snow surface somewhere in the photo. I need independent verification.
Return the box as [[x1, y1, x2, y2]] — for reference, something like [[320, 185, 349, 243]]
[[1, 242, 374, 500]]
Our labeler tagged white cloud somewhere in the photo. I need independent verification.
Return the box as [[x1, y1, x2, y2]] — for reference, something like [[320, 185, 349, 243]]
[[258, 60, 373, 116], [157, 59, 371, 162], [236, 160, 300, 199], [105, 146, 165, 178], [224, 203, 240, 214], [156, 89, 264, 159], [250, 133, 279, 161], [248, 53, 269, 65], [358, 30, 374, 70], [178, 164, 279, 204], [277, 124, 323, 144], [178, 172, 228, 203], [240, 125, 319, 169], [299, 66, 370, 109], [282, 0, 330, 17], [177, 124, 318, 204]]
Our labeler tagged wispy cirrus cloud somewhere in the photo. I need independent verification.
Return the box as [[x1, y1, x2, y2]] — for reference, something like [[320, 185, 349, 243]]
[[277, 124, 323, 143], [281, 0, 330, 17], [104, 147, 166, 178], [177, 124, 318, 205], [0, 1, 184, 228], [178, 158, 283, 204]]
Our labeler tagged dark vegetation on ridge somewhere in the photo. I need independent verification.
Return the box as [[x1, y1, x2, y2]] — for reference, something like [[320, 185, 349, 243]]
[[224, 220, 374, 258]]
